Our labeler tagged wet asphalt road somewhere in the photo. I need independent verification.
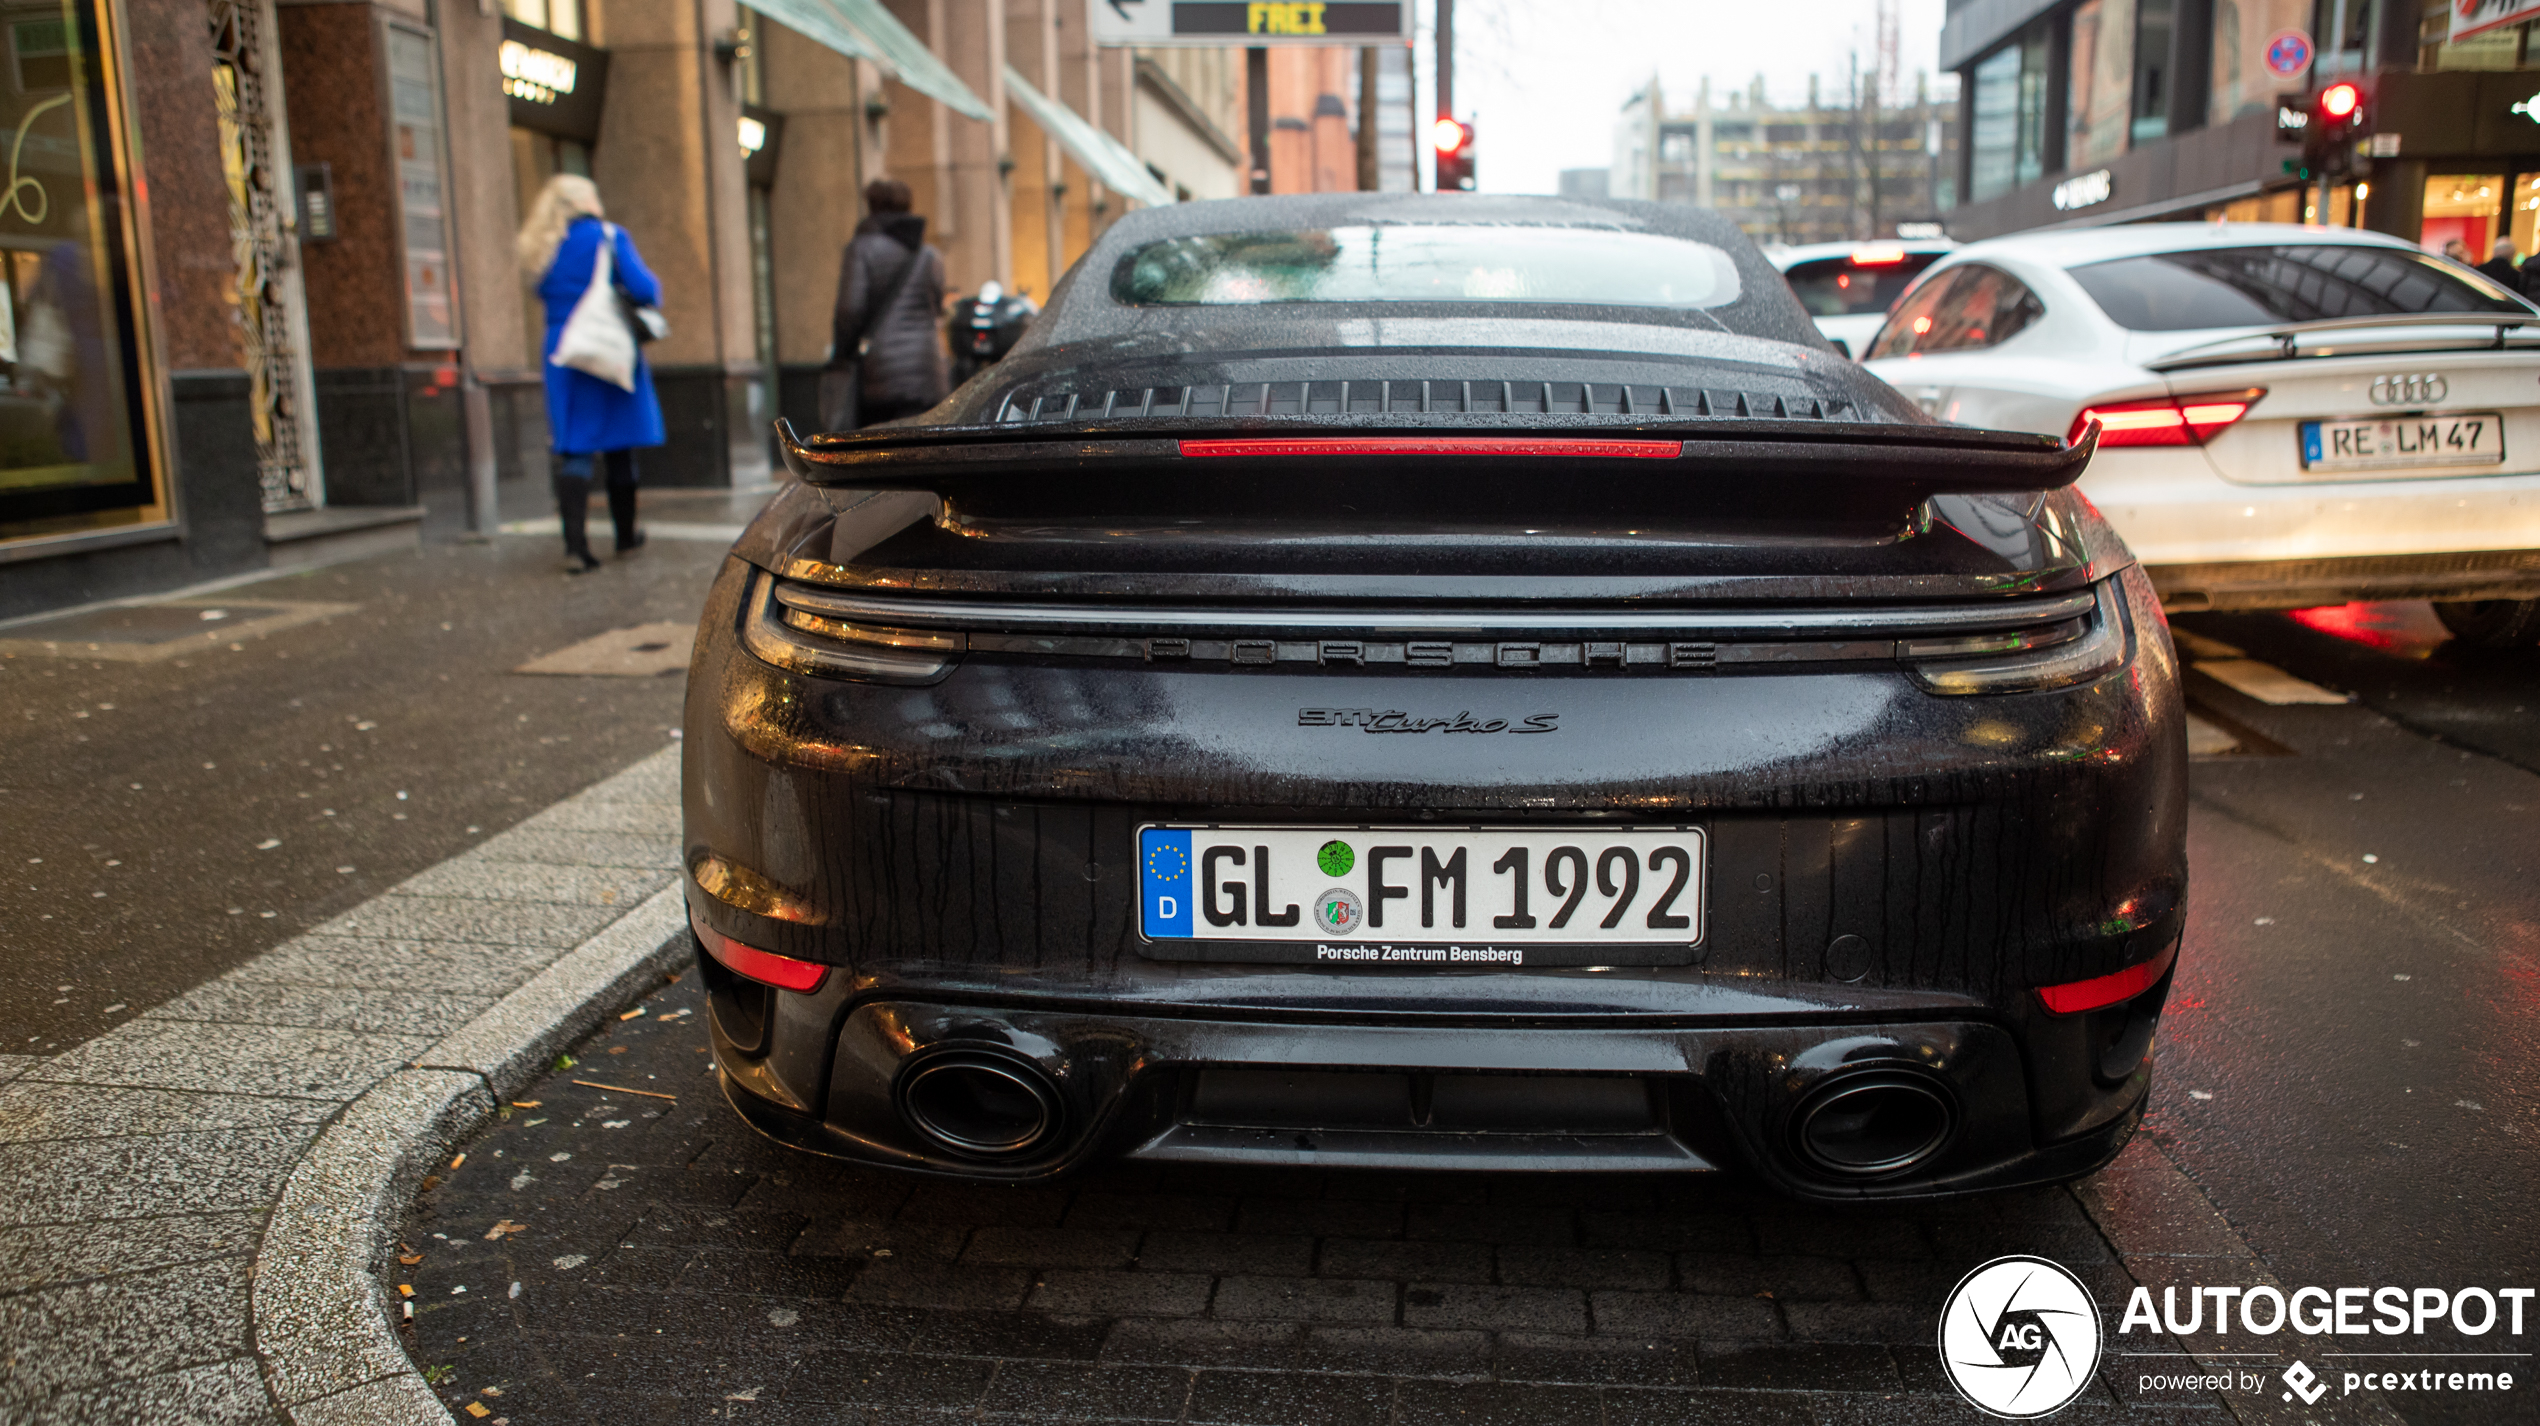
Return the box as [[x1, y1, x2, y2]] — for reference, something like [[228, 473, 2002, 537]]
[[2148, 606, 2540, 1324], [395, 602, 2540, 1424], [0, 486, 761, 1055]]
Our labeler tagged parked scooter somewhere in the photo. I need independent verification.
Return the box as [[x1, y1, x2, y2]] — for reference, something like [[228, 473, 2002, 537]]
[[947, 281, 1038, 386]]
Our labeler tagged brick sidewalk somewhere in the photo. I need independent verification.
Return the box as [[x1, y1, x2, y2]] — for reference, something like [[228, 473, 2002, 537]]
[[397, 979, 2364, 1425]]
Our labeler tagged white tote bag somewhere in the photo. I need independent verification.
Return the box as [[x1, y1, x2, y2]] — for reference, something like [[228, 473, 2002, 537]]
[[550, 223, 638, 392]]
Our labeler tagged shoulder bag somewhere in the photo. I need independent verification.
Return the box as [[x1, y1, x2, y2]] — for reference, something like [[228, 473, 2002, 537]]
[[550, 224, 638, 392], [611, 224, 669, 346]]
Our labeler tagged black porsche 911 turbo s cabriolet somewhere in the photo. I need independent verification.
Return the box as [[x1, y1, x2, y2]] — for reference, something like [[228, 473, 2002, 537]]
[[680, 194, 2186, 1203]]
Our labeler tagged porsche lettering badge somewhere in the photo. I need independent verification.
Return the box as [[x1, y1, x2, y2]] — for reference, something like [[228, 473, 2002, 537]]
[[1297, 708, 1560, 733]]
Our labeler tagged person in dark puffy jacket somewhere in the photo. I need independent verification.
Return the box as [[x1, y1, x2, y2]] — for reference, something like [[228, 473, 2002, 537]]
[[830, 179, 948, 427]]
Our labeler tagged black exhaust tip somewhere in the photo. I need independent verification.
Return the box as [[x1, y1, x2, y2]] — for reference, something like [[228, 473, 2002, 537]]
[[1793, 1073, 1954, 1177], [897, 1050, 1063, 1158]]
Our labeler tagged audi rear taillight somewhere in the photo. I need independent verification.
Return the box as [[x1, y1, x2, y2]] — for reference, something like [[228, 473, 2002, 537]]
[[2068, 389, 2265, 448]]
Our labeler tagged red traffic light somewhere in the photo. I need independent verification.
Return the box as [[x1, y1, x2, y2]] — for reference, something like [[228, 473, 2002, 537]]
[[2319, 82, 2361, 119], [1430, 117, 1470, 154]]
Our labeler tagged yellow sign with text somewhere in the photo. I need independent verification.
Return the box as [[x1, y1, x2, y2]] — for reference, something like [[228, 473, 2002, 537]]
[[1248, 2, 1327, 33]]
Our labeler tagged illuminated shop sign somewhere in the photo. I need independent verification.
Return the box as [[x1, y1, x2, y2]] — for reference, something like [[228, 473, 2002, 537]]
[[2052, 169, 2114, 211], [1088, 0, 1407, 45], [501, 19, 607, 142], [501, 38, 577, 104], [741, 105, 782, 184]]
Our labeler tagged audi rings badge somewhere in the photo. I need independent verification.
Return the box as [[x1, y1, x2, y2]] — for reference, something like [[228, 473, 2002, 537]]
[[2370, 373, 2449, 406]]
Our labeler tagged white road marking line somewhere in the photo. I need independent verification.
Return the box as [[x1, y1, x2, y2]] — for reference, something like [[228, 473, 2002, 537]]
[[2194, 658, 2351, 705], [2184, 712, 2240, 756]]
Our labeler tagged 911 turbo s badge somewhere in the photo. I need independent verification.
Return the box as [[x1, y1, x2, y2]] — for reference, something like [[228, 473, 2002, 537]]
[[1297, 708, 1559, 734]]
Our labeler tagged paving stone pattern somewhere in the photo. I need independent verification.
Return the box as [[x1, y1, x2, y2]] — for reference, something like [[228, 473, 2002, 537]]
[[0, 748, 683, 1424], [397, 977, 2314, 1426]]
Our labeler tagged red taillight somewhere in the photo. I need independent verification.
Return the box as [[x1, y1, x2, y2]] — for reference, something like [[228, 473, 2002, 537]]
[[694, 916, 828, 993], [1177, 437, 1683, 459], [2067, 389, 2264, 448], [2036, 939, 2179, 1015]]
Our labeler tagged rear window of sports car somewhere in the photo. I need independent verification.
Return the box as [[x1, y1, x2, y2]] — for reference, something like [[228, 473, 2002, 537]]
[[2067, 244, 2526, 331], [1112, 226, 1745, 310]]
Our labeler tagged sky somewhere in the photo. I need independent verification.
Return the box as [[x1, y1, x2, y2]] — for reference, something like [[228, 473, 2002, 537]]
[[1408, 0, 1951, 195]]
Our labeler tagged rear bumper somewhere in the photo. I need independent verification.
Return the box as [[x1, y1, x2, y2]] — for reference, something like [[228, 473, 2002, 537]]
[[707, 966, 2164, 1203], [2079, 445, 2540, 591], [2148, 547, 2540, 611]]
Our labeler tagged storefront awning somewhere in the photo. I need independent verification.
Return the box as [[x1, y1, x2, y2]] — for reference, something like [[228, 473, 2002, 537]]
[[828, 0, 996, 123], [1002, 66, 1175, 207], [746, 0, 996, 124]]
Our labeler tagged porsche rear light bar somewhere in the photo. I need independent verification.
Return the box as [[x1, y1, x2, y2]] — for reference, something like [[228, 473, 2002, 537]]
[[694, 916, 829, 994], [1178, 437, 1683, 459], [2067, 389, 2265, 448], [2036, 938, 2178, 1015]]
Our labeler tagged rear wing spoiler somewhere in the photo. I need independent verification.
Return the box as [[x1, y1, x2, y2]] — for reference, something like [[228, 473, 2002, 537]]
[[777, 418, 2095, 508], [2145, 311, 2538, 372]]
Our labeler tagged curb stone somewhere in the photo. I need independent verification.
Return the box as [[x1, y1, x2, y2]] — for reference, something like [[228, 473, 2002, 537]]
[[252, 897, 693, 1425]]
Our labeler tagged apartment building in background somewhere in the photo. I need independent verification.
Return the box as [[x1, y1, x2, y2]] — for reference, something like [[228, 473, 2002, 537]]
[[1612, 74, 1962, 244]]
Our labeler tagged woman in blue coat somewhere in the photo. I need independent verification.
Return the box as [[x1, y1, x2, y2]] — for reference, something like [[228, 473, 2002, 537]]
[[517, 174, 664, 572]]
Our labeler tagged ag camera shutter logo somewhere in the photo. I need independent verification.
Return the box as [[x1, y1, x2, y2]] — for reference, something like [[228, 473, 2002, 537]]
[[1940, 1255, 2104, 1417]]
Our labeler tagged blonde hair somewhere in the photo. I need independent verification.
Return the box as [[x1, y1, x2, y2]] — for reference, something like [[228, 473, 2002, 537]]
[[517, 173, 605, 275]]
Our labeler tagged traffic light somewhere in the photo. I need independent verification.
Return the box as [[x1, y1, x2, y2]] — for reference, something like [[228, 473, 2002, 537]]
[[2305, 80, 2370, 167], [1431, 117, 1475, 192]]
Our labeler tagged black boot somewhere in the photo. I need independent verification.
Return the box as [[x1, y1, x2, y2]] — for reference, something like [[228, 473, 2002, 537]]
[[553, 470, 603, 573], [605, 450, 644, 554]]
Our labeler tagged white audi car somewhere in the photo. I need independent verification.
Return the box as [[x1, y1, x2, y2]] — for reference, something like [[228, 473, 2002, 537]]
[[1765, 238, 1956, 358], [1860, 223, 2540, 645]]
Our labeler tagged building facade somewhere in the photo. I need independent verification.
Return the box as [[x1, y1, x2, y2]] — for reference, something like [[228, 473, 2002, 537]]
[[1612, 74, 1962, 245], [0, 0, 1246, 621], [1939, 0, 2540, 252]]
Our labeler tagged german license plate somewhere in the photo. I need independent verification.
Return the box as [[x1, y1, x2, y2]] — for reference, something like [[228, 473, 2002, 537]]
[[1135, 825, 1706, 967], [2300, 413, 2503, 473]]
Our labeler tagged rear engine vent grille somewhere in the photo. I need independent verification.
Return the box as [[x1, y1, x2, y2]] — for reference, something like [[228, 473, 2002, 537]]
[[994, 380, 1856, 425]]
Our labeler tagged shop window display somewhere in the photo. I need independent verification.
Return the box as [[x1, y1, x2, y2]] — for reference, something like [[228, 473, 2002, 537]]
[[2512, 174, 2539, 263], [2422, 173, 2506, 262], [0, 0, 165, 547], [2070, 0, 2138, 168], [2131, 0, 2174, 142], [1970, 26, 2053, 203]]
